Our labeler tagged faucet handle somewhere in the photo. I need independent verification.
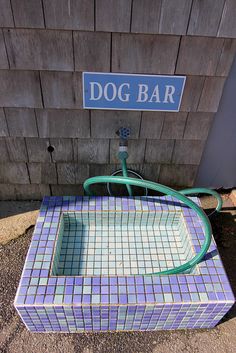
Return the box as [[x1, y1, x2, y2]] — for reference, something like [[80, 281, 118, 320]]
[[116, 127, 131, 139]]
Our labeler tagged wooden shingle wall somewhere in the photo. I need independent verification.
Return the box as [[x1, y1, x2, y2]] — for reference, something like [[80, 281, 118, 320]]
[[0, 0, 236, 199]]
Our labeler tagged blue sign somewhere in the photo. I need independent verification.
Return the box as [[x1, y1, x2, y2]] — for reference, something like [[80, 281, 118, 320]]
[[83, 72, 186, 112]]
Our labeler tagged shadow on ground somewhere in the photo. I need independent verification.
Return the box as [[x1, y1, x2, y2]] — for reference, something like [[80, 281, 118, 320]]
[[0, 201, 41, 220], [211, 210, 236, 323]]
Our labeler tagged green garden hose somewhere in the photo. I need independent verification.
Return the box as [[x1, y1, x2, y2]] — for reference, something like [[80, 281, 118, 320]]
[[180, 188, 222, 215], [121, 155, 132, 197], [83, 152, 222, 275]]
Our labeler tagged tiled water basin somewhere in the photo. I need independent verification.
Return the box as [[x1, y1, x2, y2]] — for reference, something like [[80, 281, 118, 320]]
[[52, 211, 195, 276], [15, 197, 235, 332]]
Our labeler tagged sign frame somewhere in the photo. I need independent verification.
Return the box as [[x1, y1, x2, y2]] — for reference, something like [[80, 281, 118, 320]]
[[82, 72, 186, 112]]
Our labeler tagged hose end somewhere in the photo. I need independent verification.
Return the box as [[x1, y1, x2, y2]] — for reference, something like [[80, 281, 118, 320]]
[[118, 150, 128, 160]]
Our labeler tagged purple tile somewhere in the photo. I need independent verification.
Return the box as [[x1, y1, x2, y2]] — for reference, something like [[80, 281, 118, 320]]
[[163, 285, 171, 292], [110, 295, 118, 304], [137, 294, 146, 303], [173, 293, 182, 301], [15, 196, 235, 333], [74, 295, 82, 302], [48, 278, 57, 285], [19, 287, 27, 295], [101, 286, 109, 295], [37, 286, 46, 295], [40, 270, 49, 277], [189, 284, 197, 292], [101, 295, 109, 304], [119, 295, 128, 304], [128, 285, 136, 294], [195, 276, 203, 284], [65, 286, 73, 295], [46, 286, 55, 295], [135, 277, 144, 285], [169, 277, 178, 285], [153, 285, 163, 293], [118, 277, 126, 285], [161, 277, 169, 284], [75, 278, 83, 286], [110, 286, 118, 294], [35, 295, 44, 304], [92, 277, 101, 286], [92, 286, 100, 294], [82, 294, 91, 304], [101, 277, 109, 285], [57, 278, 65, 285], [197, 284, 205, 291], [84, 278, 92, 286], [22, 269, 31, 277], [171, 284, 180, 293], [178, 276, 187, 284], [146, 293, 155, 302], [182, 293, 191, 301], [44, 295, 54, 304], [64, 295, 73, 304], [25, 296, 35, 304]]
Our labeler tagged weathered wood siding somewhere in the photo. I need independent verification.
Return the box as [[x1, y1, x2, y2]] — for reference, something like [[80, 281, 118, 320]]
[[0, 0, 236, 199]]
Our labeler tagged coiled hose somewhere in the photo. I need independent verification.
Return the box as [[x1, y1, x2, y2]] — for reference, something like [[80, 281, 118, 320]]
[[83, 156, 222, 275]]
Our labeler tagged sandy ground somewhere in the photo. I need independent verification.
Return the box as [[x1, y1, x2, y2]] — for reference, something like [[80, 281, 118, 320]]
[[0, 194, 235, 353]]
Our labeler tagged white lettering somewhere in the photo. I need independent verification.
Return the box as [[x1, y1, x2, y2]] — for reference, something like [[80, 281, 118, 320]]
[[137, 84, 148, 102], [104, 82, 117, 101], [148, 85, 160, 103], [89, 80, 177, 105], [89, 82, 103, 101], [118, 83, 130, 102], [163, 85, 175, 103]]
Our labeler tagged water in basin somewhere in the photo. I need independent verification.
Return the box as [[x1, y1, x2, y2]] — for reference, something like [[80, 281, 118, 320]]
[[52, 211, 195, 276]]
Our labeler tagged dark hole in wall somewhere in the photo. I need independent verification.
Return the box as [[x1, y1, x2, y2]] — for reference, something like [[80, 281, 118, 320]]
[[47, 145, 55, 153]]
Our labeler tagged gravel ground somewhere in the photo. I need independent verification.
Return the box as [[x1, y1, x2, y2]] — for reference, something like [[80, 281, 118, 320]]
[[0, 194, 235, 353]]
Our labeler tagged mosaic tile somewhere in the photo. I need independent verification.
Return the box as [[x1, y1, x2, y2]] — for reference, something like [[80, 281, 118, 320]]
[[15, 196, 234, 332]]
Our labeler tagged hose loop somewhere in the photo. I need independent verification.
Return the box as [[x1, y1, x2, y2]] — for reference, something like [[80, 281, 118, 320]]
[[83, 176, 214, 276]]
